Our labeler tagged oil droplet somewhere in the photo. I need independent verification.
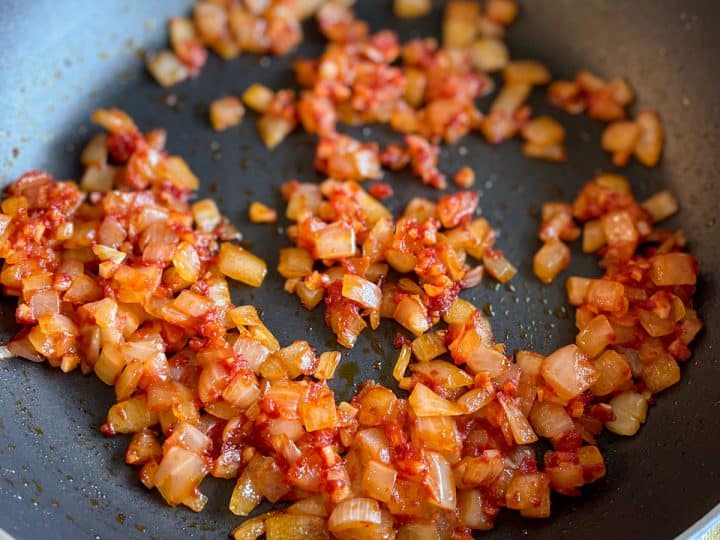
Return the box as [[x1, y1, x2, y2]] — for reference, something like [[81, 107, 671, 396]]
[[116, 513, 126, 524], [163, 93, 178, 107], [482, 303, 494, 317], [483, 280, 500, 292], [337, 361, 359, 387]]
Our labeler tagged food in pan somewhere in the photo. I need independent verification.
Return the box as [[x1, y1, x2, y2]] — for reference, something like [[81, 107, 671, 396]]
[[148, 0, 664, 167], [0, 109, 700, 537], [0, 1, 697, 538]]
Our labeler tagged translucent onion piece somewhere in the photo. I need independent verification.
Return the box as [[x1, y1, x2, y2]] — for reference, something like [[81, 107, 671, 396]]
[[328, 498, 382, 533]]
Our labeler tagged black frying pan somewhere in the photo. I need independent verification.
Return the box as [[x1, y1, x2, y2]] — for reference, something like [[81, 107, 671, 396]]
[[0, 1, 718, 538]]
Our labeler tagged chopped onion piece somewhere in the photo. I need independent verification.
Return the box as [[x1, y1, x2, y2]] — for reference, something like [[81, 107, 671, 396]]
[[362, 460, 397, 503], [342, 274, 381, 310], [394, 0, 431, 18], [591, 350, 632, 396], [541, 344, 598, 400], [576, 314, 615, 357], [265, 514, 329, 540], [425, 451, 456, 510], [533, 240, 570, 284], [328, 498, 382, 533], [218, 242, 267, 287], [605, 391, 648, 436], [498, 393, 538, 444], [314, 222, 356, 259], [409, 383, 464, 417], [210, 96, 245, 132], [147, 50, 189, 88], [642, 191, 678, 223], [393, 295, 430, 336], [393, 344, 411, 382], [470, 37, 509, 72], [442, 0, 480, 48], [529, 401, 573, 438], [154, 446, 207, 509], [649, 253, 696, 286]]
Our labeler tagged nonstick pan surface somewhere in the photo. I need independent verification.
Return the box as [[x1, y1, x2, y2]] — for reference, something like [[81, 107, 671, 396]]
[[0, 1, 719, 538]]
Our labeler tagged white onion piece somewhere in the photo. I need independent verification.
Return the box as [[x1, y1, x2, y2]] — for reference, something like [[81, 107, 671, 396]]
[[605, 391, 649, 436], [146, 50, 189, 88], [498, 393, 538, 444], [328, 497, 382, 533], [541, 344, 597, 400], [425, 451, 456, 510], [529, 401, 574, 438], [154, 446, 206, 506]]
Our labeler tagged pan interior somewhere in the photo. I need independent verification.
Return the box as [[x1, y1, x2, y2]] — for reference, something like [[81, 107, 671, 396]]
[[0, 1, 718, 538]]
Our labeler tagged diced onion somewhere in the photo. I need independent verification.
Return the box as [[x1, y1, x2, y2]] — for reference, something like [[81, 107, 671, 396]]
[[154, 446, 207, 509], [642, 191, 678, 223], [498, 393, 538, 444], [243, 83, 275, 113], [362, 460, 397, 503], [575, 314, 615, 357], [649, 253, 696, 286], [529, 401, 573, 438], [218, 242, 267, 287], [393, 344, 411, 382], [393, 295, 430, 336], [409, 383, 464, 417], [314, 222, 356, 259], [442, 0, 480, 48], [605, 391, 648, 436], [265, 514, 328, 540], [470, 37, 509, 72], [210, 96, 245, 132], [342, 274, 381, 310], [394, 0, 431, 18], [533, 240, 570, 284], [410, 332, 447, 362], [503, 60, 551, 86], [328, 498, 382, 533], [541, 344, 598, 400], [425, 451, 456, 510], [147, 50, 189, 87]]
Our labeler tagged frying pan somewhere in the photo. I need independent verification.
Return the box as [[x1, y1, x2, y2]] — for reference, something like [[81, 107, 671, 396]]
[[0, 1, 718, 538]]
